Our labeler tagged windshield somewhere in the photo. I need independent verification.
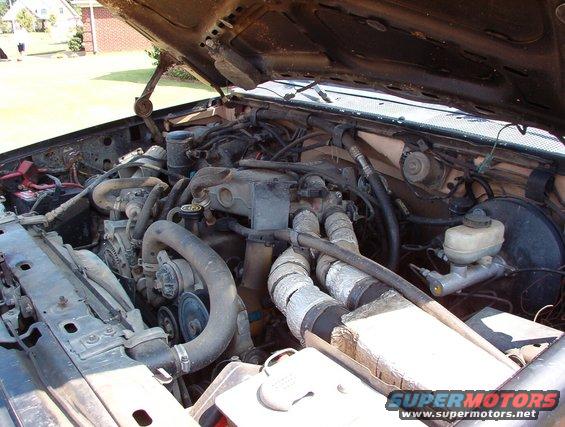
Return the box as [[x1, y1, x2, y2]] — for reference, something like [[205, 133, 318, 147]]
[[236, 80, 565, 158]]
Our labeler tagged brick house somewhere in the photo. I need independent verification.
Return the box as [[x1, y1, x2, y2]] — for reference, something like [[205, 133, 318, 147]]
[[73, 1, 151, 53]]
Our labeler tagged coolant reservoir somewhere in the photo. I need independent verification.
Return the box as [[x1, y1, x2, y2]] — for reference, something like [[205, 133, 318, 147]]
[[443, 209, 505, 264]]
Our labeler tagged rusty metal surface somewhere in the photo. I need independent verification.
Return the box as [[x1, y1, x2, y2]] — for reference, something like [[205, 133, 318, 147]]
[[0, 218, 195, 425], [99, 0, 565, 136]]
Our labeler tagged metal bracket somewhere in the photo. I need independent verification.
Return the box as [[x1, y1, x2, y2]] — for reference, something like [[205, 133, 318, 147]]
[[0, 252, 16, 289], [69, 324, 125, 360], [134, 51, 178, 144]]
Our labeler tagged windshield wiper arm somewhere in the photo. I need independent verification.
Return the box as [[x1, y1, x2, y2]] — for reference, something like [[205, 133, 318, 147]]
[[283, 81, 332, 103]]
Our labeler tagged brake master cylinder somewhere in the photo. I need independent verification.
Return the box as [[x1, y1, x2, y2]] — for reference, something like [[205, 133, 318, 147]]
[[420, 209, 506, 296]]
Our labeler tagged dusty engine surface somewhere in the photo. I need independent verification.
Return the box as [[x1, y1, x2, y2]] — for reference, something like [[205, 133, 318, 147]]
[[0, 104, 563, 425]]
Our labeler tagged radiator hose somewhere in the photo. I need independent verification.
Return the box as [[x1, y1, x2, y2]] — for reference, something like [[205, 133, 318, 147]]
[[91, 177, 167, 212], [141, 221, 239, 374]]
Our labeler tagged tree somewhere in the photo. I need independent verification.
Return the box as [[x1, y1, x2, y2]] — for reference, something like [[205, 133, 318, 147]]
[[16, 8, 36, 32], [65, 0, 81, 16], [0, 3, 8, 20], [0, 2, 9, 33], [68, 26, 84, 52]]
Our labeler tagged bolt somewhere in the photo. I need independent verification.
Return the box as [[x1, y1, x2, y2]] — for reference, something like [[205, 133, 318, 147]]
[[58, 296, 68, 307], [187, 319, 202, 336], [86, 334, 99, 344], [103, 326, 115, 336]]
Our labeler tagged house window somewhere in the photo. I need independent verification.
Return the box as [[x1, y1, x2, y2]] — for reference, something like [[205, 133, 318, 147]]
[[41, 8, 47, 14], [60, 8, 64, 14]]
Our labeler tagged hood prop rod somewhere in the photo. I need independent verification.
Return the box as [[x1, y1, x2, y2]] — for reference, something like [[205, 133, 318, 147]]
[[134, 50, 178, 144]]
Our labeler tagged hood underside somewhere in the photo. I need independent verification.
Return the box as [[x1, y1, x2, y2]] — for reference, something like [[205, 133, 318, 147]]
[[100, 0, 565, 137]]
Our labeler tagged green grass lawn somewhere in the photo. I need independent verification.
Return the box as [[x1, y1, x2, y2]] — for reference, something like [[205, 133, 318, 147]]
[[94, 68, 198, 87], [0, 32, 68, 57], [0, 49, 217, 152]]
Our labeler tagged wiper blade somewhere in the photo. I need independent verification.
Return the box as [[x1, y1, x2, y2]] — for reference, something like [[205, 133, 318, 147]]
[[283, 81, 332, 103]]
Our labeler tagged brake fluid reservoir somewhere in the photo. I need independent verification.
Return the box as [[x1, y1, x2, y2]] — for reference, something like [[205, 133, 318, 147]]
[[443, 209, 505, 265]]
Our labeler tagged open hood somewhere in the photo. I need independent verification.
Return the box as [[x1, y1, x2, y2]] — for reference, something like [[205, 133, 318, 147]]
[[100, 0, 565, 137]]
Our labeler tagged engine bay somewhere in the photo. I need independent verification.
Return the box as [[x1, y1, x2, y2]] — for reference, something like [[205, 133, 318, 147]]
[[0, 98, 563, 425]]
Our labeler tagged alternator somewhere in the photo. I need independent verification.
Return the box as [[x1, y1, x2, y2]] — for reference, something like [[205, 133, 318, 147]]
[[101, 220, 137, 278]]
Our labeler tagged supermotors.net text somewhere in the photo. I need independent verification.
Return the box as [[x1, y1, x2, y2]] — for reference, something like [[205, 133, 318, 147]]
[[386, 390, 560, 421], [398, 408, 538, 420]]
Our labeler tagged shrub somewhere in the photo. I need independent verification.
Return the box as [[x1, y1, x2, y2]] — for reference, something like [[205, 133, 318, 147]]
[[0, 4, 10, 34], [16, 8, 36, 32], [68, 27, 84, 52], [145, 45, 196, 81], [168, 66, 194, 81], [145, 45, 160, 66]]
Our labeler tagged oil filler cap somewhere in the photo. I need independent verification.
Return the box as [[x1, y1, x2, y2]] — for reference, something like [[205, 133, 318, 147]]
[[463, 208, 492, 228]]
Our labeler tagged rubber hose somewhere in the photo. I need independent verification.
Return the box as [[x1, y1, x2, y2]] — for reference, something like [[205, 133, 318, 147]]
[[366, 173, 400, 270], [270, 131, 327, 161], [142, 221, 238, 373], [471, 175, 495, 199], [44, 161, 179, 225], [225, 219, 515, 368], [132, 184, 167, 241], [177, 183, 193, 207], [189, 167, 233, 201], [159, 178, 189, 220], [254, 110, 400, 271], [406, 215, 464, 226], [91, 177, 167, 212], [272, 228, 516, 368]]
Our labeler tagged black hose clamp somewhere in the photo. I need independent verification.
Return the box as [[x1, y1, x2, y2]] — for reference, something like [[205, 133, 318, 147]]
[[525, 167, 555, 203], [321, 205, 346, 223], [250, 108, 267, 126], [289, 229, 300, 247]]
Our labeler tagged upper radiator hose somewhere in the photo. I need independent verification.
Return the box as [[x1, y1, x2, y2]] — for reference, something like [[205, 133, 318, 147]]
[[141, 221, 238, 374], [91, 177, 167, 212]]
